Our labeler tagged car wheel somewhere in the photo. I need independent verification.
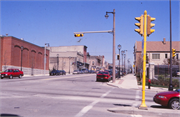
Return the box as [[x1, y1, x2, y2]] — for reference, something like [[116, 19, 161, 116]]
[[1, 77, 3, 79], [19, 75, 22, 78], [9, 75, 13, 79], [169, 98, 180, 110], [96, 79, 99, 82]]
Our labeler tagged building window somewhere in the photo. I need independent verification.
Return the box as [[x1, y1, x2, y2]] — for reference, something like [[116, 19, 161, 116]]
[[152, 53, 160, 59], [92, 61, 94, 65], [176, 54, 178, 59], [165, 54, 167, 58]]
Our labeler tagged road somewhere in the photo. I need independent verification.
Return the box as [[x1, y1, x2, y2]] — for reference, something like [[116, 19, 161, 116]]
[[0, 74, 162, 117]]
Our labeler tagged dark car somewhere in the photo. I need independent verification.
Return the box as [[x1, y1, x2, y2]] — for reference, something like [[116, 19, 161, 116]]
[[172, 70, 180, 77], [1, 69, 24, 79], [96, 71, 111, 82], [153, 89, 180, 110], [49, 70, 60, 76], [59, 70, 66, 75]]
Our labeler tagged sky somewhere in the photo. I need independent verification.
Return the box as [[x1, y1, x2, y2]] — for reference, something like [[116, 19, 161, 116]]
[[0, 0, 179, 66]]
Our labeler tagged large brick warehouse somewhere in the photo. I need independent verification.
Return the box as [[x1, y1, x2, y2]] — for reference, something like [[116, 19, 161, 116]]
[[0, 36, 49, 75]]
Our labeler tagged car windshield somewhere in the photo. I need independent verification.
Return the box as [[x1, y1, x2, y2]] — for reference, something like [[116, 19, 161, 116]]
[[99, 72, 108, 74], [74, 70, 78, 72], [4, 69, 13, 72]]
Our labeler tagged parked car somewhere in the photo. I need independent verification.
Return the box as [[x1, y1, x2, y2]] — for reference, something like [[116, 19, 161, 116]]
[[153, 89, 180, 110], [49, 70, 60, 76], [172, 70, 180, 77], [59, 70, 66, 75], [73, 70, 79, 74], [96, 71, 111, 82], [1, 69, 24, 79]]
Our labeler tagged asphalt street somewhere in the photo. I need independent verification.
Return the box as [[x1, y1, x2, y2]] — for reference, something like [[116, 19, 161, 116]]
[[0, 74, 179, 117]]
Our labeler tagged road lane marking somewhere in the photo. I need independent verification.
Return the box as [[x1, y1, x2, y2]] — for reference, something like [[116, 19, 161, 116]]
[[41, 74, 95, 81], [75, 89, 113, 117], [133, 90, 140, 107], [131, 115, 142, 117]]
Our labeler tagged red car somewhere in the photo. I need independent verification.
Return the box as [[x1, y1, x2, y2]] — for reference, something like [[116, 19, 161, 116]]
[[96, 71, 111, 82], [1, 69, 24, 79], [153, 89, 180, 110]]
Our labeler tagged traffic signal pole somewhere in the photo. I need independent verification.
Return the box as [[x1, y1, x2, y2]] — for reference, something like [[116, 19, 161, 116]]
[[139, 10, 148, 110]]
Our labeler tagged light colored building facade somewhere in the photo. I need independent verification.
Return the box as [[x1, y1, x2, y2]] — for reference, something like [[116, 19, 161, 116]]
[[47, 45, 89, 73], [134, 38, 180, 76], [88, 55, 106, 71]]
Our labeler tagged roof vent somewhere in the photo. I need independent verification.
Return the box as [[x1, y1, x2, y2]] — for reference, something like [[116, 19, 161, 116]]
[[21, 38, 24, 40], [6, 34, 8, 36]]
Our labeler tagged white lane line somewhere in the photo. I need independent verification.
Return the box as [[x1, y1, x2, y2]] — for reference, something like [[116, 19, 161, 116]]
[[133, 90, 140, 107], [75, 89, 112, 117], [42, 74, 95, 81], [131, 115, 142, 117]]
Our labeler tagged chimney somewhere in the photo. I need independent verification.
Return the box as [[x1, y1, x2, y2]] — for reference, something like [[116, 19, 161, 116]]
[[6, 34, 8, 37], [163, 38, 166, 44]]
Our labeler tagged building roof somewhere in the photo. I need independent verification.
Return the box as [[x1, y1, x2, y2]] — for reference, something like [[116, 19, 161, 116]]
[[136, 41, 180, 52]]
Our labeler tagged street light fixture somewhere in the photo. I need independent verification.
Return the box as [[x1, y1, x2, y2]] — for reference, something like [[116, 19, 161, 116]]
[[117, 44, 121, 78], [105, 9, 116, 83]]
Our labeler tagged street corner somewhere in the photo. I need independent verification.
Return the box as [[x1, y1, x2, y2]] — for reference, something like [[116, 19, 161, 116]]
[[106, 79, 123, 88], [106, 82, 119, 88]]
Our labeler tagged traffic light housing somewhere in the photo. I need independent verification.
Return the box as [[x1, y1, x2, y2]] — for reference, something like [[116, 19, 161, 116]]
[[147, 15, 155, 36], [172, 48, 176, 58], [74, 34, 84, 37], [135, 15, 144, 36], [117, 54, 120, 60]]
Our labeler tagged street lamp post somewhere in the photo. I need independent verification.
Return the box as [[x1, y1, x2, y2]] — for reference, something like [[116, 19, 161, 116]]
[[69, 57, 72, 74], [44, 43, 49, 75], [21, 46, 24, 71], [57, 54, 59, 70], [121, 50, 124, 76], [169, 0, 173, 91], [124, 53, 126, 74], [117, 44, 121, 78], [105, 9, 116, 83]]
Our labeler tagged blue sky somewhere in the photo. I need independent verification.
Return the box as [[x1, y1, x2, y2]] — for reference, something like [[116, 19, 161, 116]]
[[1, 0, 179, 66]]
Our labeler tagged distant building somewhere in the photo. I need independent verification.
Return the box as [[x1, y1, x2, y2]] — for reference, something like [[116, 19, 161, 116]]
[[0, 35, 49, 75], [88, 55, 105, 71], [134, 38, 180, 75], [47, 45, 89, 73]]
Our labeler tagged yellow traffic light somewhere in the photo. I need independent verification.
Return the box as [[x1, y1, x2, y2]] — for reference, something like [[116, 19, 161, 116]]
[[74, 34, 84, 37], [117, 54, 120, 60], [172, 48, 176, 58], [135, 15, 144, 36], [147, 15, 155, 36]]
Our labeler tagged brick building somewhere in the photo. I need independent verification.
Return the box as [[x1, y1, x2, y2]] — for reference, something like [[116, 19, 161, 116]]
[[0, 36, 49, 75]]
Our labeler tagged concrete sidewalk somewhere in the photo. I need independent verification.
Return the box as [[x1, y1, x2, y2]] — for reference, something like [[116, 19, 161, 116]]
[[107, 74, 168, 92]]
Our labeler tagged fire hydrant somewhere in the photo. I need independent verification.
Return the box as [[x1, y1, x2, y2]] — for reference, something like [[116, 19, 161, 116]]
[[148, 79, 151, 89]]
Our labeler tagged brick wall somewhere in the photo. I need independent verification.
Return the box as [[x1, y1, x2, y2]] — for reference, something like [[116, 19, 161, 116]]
[[1, 36, 49, 75]]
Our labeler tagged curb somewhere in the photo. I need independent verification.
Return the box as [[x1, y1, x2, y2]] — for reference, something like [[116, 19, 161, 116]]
[[107, 107, 180, 117]]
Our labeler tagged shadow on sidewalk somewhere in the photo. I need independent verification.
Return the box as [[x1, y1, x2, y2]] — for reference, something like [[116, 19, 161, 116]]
[[113, 104, 131, 107], [150, 105, 170, 109]]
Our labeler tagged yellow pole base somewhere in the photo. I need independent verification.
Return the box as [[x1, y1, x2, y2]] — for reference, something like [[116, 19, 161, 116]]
[[138, 103, 148, 110]]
